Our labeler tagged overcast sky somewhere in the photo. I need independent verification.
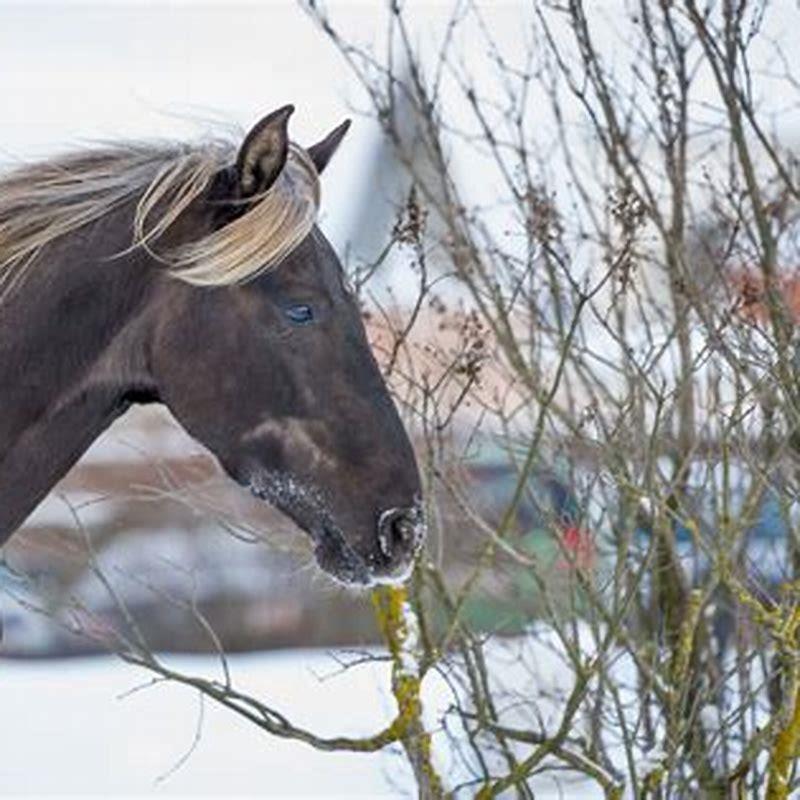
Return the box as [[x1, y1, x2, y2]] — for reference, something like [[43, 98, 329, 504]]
[[1, 1, 797, 285], [0, 3, 365, 244]]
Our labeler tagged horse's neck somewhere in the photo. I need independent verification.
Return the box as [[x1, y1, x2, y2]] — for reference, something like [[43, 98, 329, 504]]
[[0, 222, 157, 543]]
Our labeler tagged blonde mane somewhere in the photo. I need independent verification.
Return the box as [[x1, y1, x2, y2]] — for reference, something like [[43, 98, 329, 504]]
[[0, 139, 320, 298]]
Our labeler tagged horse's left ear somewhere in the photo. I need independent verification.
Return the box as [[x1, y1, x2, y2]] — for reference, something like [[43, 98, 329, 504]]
[[307, 119, 351, 174], [236, 105, 294, 198]]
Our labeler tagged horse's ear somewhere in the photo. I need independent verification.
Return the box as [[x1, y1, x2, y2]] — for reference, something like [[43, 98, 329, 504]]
[[236, 105, 294, 198], [307, 119, 351, 175]]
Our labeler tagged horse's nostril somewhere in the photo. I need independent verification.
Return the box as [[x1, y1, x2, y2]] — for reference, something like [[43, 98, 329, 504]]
[[377, 507, 420, 567]]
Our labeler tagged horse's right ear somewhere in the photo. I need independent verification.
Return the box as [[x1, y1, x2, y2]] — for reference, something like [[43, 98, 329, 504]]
[[236, 105, 294, 198]]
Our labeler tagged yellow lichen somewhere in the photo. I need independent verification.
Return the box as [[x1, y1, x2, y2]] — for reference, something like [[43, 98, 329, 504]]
[[372, 586, 444, 798], [765, 608, 800, 800]]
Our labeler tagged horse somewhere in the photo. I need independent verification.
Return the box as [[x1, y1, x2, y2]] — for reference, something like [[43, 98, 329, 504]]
[[0, 105, 423, 587]]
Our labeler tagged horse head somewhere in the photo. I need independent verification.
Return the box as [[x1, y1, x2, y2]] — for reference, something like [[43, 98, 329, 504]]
[[147, 107, 424, 586]]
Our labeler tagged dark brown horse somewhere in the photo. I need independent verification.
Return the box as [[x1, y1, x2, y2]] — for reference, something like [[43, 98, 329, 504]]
[[0, 106, 423, 586]]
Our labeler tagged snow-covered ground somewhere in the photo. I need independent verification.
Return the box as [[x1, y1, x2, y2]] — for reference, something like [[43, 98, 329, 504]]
[[0, 650, 411, 798], [0, 634, 617, 798], [0, 637, 613, 798]]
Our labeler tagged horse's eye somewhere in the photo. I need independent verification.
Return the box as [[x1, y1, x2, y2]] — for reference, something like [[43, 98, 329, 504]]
[[285, 303, 314, 325]]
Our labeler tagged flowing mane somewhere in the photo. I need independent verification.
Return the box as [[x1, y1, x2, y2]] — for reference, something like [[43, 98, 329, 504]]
[[0, 138, 320, 298]]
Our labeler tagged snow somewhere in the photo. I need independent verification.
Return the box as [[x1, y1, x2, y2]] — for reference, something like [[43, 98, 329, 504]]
[[0, 650, 410, 797], [397, 601, 420, 679], [5, 590, 772, 799], [0, 638, 605, 798]]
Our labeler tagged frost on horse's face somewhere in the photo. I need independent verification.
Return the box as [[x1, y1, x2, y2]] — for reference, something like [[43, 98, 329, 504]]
[[0, 106, 424, 587]]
